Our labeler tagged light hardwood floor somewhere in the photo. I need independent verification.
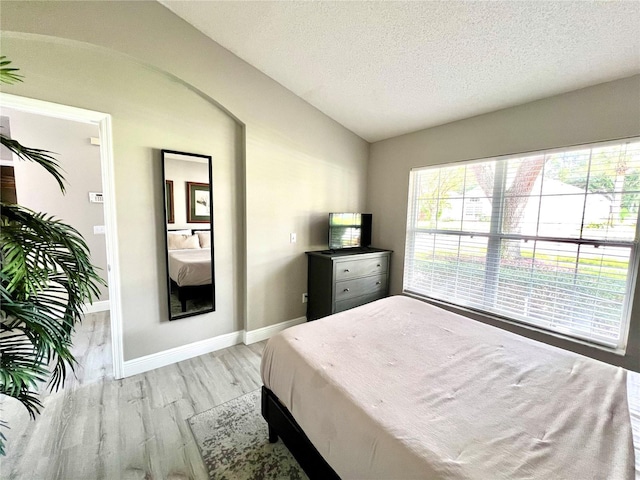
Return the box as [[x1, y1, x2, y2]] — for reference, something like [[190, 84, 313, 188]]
[[1, 312, 266, 480]]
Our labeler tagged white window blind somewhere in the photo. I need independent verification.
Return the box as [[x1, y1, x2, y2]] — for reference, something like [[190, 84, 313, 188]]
[[404, 139, 640, 349]]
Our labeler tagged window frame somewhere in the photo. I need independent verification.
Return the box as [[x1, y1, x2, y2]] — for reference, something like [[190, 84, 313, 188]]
[[403, 138, 640, 353]]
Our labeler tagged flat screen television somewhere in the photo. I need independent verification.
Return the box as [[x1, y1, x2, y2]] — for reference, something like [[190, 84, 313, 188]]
[[328, 213, 372, 250]]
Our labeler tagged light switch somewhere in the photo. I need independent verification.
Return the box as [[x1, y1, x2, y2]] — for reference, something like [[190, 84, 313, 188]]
[[290, 233, 297, 243]]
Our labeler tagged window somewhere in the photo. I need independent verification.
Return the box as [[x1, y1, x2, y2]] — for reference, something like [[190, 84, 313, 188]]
[[404, 139, 640, 350]]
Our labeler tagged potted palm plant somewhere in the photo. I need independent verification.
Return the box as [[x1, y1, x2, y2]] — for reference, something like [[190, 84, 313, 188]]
[[0, 57, 105, 455]]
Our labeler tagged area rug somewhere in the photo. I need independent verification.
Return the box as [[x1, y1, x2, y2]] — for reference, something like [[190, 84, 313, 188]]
[[189, 389, 308, 480]]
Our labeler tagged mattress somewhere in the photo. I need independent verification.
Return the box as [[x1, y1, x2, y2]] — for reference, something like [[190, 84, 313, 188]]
[[167, 248, 211, 287], [261, 295, 636, 479]]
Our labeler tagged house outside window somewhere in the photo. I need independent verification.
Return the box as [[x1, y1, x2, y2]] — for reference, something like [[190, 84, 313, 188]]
[[404, 138, 640, 350]]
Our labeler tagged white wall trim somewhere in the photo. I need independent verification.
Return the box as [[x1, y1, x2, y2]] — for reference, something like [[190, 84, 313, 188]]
[[0, 93, 125, 380], [0, 93, 111, 123], [97, 113, 125, 379], [83, 300, 110, 314], [121, 316, 306, 378], [243, 316, 306, 345], [122, 330, 243, 378]]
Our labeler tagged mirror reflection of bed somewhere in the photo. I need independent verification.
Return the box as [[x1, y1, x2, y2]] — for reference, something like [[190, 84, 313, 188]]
[[162, 150, 215, 320], [168, 229, 213, 315]]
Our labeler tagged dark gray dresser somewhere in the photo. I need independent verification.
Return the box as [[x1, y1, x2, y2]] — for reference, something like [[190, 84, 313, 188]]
[[306, 248, 392, 321]]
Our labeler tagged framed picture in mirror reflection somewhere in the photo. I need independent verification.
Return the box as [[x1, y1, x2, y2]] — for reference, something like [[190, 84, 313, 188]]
[[165, 180, 175, 224], [187, 181, 210, 223]]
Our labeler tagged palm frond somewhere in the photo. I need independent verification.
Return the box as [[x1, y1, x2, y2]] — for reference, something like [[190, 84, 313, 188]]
[[0, 419, 8, 456], [0, 331, 46, 419], [0, 56, 23, 85], [0, 134, 65, 194], [0, 204, 105, 404], [1, 204, 102, 296]]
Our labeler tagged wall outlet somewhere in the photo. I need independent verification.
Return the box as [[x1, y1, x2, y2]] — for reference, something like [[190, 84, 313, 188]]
[[302, 293, 308, 303]]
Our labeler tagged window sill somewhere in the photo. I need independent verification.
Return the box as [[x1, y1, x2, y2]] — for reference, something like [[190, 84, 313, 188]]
[[403, 291, 627, 358]]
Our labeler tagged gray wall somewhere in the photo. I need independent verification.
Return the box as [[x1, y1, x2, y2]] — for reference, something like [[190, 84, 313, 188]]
[[0, 1, 368, 361], [7, 109, 109, 302], [368, 75, 640, 371]]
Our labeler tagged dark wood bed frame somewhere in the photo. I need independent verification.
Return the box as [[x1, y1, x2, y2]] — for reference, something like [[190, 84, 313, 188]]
[[261, 386, 340, 479], [170, 279, 213, 312]]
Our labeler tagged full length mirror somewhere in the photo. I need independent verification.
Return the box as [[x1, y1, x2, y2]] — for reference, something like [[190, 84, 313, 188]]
[[162, 149, 215, 320]]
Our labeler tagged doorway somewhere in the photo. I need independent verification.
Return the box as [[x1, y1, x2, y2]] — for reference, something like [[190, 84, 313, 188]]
[[0, 93, 124, 378]]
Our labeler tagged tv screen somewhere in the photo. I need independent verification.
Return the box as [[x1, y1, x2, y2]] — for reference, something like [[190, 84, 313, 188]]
[[329, 213, 372, 250]]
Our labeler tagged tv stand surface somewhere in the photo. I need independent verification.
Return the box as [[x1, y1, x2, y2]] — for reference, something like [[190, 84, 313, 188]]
[[305, 247, 392, 320]]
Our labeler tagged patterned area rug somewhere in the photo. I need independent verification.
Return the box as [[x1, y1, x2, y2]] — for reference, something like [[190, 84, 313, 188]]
[[189, 390, 308, 480]]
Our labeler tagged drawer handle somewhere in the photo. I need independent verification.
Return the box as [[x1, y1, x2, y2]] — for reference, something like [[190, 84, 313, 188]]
[[376, 281, 381, 285], [344, 269, 350, 272], [343, 288, 350, 292], [377, 264, 381, 267]]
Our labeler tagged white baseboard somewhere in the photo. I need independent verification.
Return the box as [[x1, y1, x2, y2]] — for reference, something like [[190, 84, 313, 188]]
[[122, 330, 243, 378], [83, 300, 110, 314], [121, 316, 307, 378], [243, 316, 307, 345]]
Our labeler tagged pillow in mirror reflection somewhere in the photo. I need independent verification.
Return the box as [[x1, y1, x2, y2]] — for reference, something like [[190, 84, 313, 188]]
[[196, 231, 210, 248], [168, 229, 191, 236], [168, 234, 200, 250]]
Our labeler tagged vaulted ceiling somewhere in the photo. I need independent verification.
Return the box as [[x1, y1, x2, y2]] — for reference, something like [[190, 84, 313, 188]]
[[160, 1, 640, 142]]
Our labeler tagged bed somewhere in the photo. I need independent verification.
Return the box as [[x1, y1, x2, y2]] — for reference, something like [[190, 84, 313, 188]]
[[261, 295, 637, 479], [167, 248, 212, 312]]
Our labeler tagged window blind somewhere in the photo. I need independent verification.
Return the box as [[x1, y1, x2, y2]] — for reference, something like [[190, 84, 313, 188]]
[[404, 139, 640, 349]]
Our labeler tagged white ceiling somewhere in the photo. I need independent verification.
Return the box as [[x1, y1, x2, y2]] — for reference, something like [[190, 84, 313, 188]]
[[160, 1, 640, 143]]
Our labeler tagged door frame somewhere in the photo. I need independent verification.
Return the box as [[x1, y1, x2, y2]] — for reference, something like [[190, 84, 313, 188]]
[[0, 92, 124, 379]]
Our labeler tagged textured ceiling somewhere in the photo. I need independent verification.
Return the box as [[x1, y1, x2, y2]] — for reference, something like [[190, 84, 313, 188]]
[[159, 1, 640, 143]]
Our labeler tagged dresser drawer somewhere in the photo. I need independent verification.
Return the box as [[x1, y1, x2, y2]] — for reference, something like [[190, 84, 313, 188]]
[[334, 291, 387, 313], [335, 274, 387, 302], [306, 248, 392, 321], [334, 256, 388, 281]]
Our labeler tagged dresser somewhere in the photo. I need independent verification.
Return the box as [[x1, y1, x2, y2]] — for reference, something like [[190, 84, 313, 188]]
[[306, 248, 392, 321]]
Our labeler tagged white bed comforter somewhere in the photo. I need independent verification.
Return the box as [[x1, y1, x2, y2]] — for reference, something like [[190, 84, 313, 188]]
[[168, 248, 211, 287], [262, 295, 635, 479]]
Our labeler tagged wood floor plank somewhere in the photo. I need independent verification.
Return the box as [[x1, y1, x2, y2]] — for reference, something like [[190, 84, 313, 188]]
[[98, 378, 124, 480], [0, 311, 269, 479]]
